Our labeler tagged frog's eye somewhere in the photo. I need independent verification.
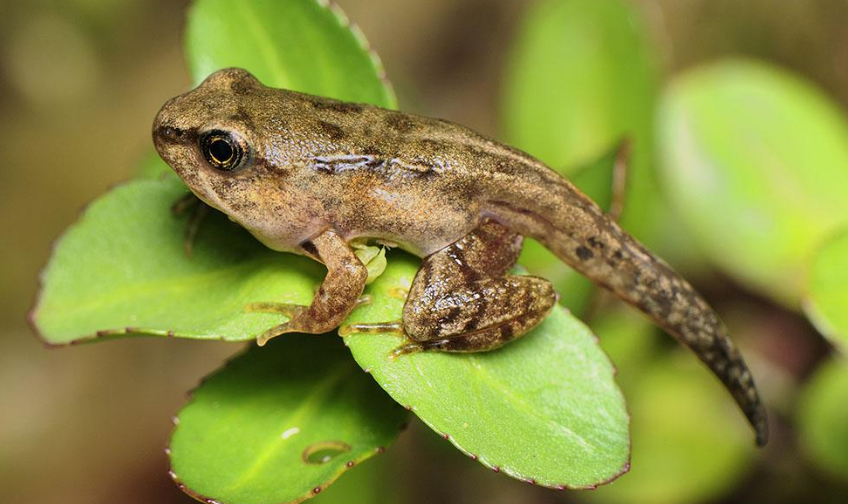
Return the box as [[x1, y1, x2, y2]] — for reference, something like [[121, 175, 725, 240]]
[[201, 130, 244, 171]]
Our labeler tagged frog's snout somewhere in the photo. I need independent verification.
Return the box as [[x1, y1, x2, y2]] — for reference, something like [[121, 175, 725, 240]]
[[152, 98, 183, 145]]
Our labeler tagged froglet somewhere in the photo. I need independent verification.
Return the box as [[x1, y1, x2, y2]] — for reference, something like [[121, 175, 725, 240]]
[[153, 68, 768, 446]]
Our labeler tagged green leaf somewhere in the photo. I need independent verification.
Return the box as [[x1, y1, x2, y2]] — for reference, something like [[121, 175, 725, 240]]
[[585, 353, 755, 504], [169, 333, 409, 504], [32, 176, 323, 344], [502, 0, 655, 176], [343, 254, 630, 489], [658, 59, 848, 306], [520, 142, 624, 314], [804, 229, 848, 350], [798, 357, 848, 479], [502, 0, 669, 249], [186, 0, 396, 108]]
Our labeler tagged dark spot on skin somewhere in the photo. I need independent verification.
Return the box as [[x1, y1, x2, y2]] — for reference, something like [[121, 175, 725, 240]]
[[500, 323, 514, 341], [420, 138, 450, 153], [312, 487, 322, 495], [232, 107, 251, 124], [576, 245, 594, 260], [361, 146, 384, 157], [442, 433, 450, 440], [613, 249, 624, 260], [492, 466, 500, 473], [470, 454, 478, 460], [311, 99, 363, 114], [230, 78, 255, 96], [385, 113, 418, 133], [318, 120, 345, 140], [375, 446, 385, 453], [587, 236, 606, 249]]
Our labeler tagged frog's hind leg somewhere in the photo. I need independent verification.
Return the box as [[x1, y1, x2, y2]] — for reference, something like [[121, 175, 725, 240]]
[[369, 219, 556, 357]]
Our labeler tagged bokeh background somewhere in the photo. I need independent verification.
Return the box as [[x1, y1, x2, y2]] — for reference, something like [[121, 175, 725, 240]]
[[2, 0, 848, 503]]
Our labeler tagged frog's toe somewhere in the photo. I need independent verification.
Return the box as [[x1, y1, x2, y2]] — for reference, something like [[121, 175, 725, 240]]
[[245, 302, 306, 318], [338, 321, 404, 337], [387, 342, 424, 361], [256, 323, 298, 347]]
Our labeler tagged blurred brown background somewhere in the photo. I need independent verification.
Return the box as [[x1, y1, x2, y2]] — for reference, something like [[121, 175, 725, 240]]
[[2, 0, 847, 503]]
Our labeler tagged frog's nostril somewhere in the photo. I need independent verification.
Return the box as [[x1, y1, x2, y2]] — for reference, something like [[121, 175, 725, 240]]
[[156, 124, 184, 143]]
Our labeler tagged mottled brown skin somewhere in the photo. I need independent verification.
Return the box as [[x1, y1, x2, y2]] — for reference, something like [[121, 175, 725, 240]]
[[153, 68, 768, 446]]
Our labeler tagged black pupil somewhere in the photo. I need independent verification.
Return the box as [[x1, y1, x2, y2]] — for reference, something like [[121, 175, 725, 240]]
[[209, 137, 234, 164]]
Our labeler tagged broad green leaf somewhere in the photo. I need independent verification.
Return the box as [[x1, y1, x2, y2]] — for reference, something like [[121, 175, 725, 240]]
[[520, 142, 625, 314], [798, 357, 848, 478], [169, 333, 409, 504], [586, 353, 755, 504], [502, 0, 671, 251], [31, 176, 323, 344], [658, 60, 848, 306], [804, 229, 848, 350], [343, 254, 630, 489], [186, 0, 396, 108]]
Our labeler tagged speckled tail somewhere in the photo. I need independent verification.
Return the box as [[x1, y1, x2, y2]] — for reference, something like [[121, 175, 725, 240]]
[[505, 180, 769, 446]]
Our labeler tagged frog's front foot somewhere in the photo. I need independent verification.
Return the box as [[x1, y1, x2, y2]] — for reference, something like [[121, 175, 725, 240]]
[[248, 295, 373, 346], [242, 229, 370, 347], [244, 302, 309, 346]]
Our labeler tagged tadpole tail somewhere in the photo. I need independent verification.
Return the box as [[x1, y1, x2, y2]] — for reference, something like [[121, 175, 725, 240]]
[[494, 174, 769, 446]]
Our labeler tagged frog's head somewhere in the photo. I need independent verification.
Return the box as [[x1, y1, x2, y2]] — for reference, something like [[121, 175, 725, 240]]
[[153, 67, 267, 202], [153, 68, 308, 249]]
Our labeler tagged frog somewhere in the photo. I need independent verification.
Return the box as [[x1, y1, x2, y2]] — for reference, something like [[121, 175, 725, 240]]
[[153, 68, 768, 446]]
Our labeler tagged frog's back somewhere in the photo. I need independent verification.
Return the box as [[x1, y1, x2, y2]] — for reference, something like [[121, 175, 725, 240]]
[[279, 92, 573, 256]]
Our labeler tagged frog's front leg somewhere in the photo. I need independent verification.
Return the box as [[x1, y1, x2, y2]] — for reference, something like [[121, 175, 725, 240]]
[[253, 229, 368, 346], [347, 219, 557, 357]]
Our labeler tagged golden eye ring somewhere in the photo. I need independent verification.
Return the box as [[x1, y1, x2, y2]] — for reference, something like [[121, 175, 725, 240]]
[[201, 130, 243, 170]]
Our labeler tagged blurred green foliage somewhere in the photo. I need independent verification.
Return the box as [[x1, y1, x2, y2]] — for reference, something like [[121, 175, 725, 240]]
[[805, 230, 848, 350], [659, 60, 848, 307], [799, 358, 848, 479]]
